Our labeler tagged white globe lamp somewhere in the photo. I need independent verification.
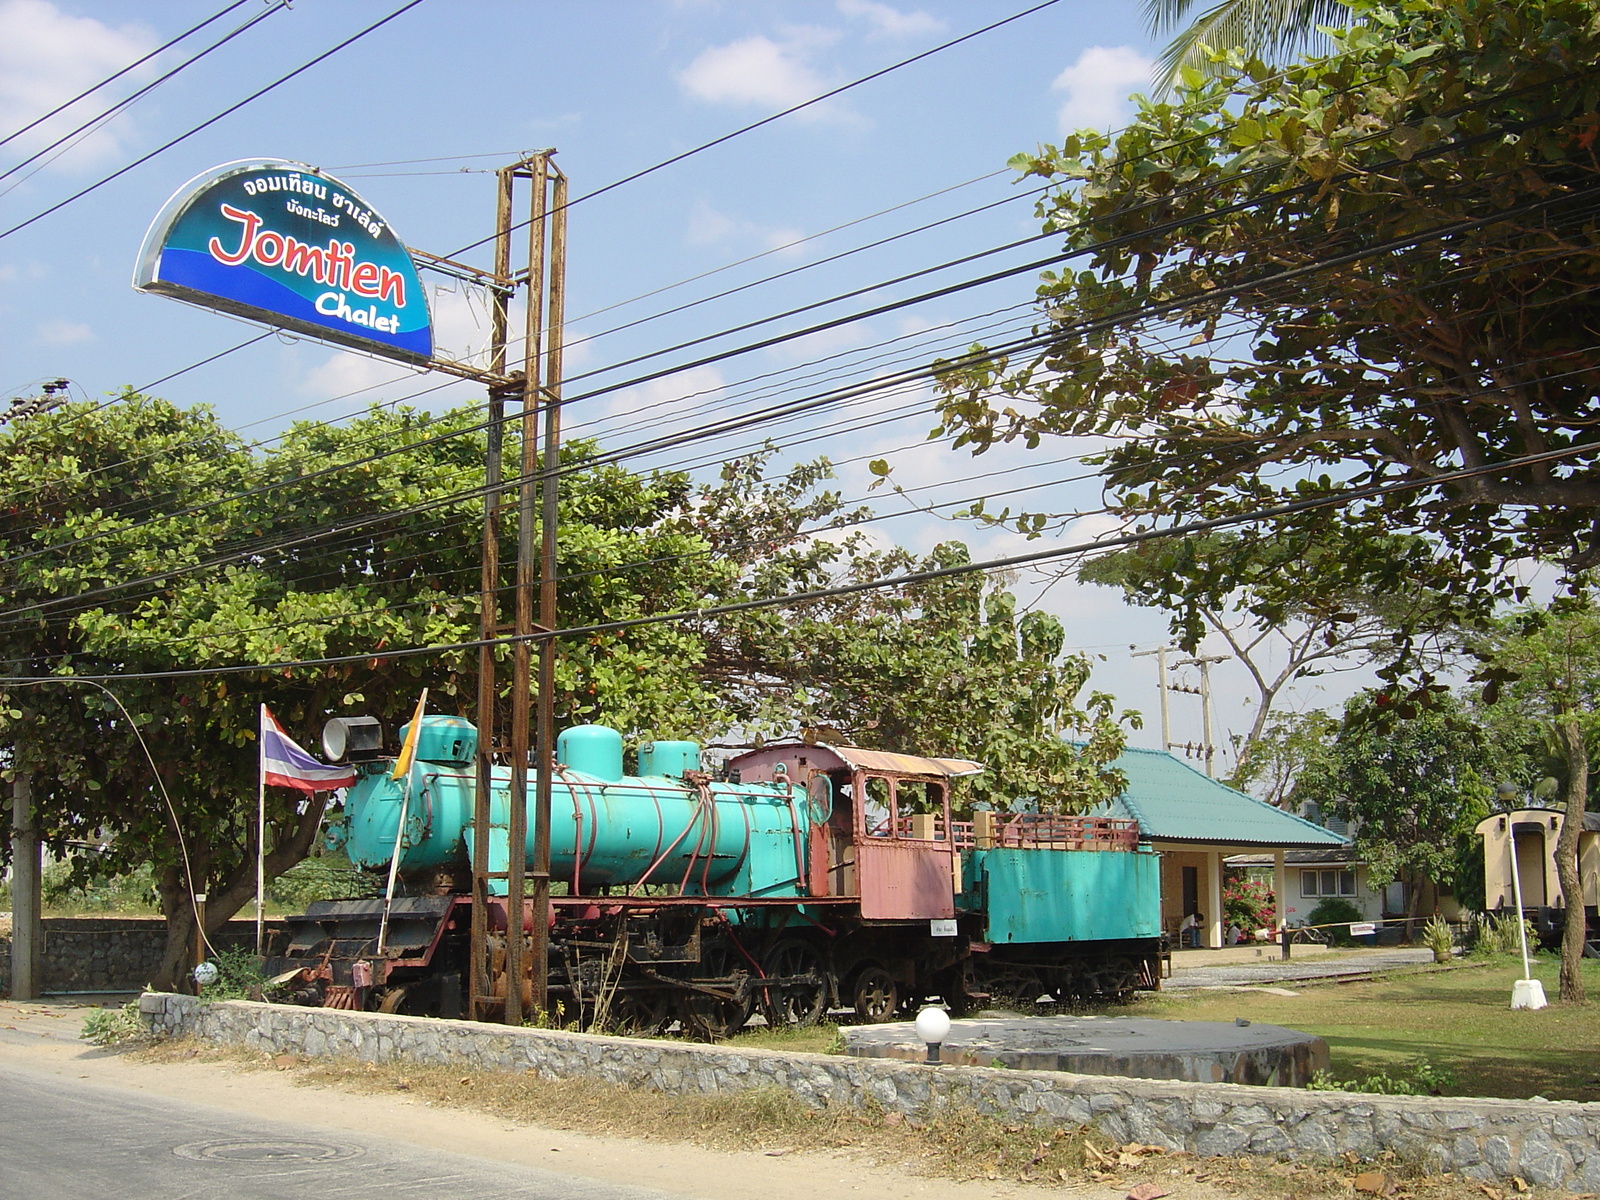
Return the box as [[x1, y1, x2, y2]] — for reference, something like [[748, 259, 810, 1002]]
[[914, 1005, 951, 1064]]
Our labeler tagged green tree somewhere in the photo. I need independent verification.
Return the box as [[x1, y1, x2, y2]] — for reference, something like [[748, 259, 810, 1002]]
[[935, 0, 1600, 648], [1475, 601, 1600, 1002], [1229, 705, 1338, 809], [1297, 689, 1498, 919], [0, 397, 743, 988]]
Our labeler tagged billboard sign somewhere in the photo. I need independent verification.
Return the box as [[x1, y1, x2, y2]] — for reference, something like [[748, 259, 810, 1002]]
[[134, 159, 432, 364]]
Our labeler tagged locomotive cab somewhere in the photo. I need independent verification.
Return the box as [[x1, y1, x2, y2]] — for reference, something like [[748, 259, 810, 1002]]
[[726, 743, 980, 920]]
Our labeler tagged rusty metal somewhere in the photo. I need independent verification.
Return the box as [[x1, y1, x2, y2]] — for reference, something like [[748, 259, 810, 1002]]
[[533, 162, 568, 1027], [505, 152, 550, 1027], [470, 160, 517, 1022]]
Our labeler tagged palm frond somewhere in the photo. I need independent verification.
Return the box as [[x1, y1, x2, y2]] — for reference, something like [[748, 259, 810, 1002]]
[[1147, 0, 1355, 93]]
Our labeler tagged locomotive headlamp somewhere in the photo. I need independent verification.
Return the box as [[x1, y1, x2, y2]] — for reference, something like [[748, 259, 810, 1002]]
[[323, 715, 384, 763], [914, 1005, 951, 1065]]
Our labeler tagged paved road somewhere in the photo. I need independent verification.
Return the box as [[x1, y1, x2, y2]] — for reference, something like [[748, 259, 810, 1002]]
[[1165, 947, 1435, 990], [0, 1057, 672, 1200]]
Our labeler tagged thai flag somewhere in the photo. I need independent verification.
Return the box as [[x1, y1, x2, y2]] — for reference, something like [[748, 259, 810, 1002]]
[[261, 706, 355, 792]]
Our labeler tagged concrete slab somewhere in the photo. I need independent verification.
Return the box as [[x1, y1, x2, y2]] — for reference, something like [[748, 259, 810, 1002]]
[[841, 1014, 1328, 1087]]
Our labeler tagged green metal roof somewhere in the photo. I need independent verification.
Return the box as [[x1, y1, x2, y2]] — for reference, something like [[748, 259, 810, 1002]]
[[1093, 746, 1346, 848]]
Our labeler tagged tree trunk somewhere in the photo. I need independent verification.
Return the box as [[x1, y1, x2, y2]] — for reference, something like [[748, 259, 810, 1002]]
[[1554, 717, 1587, 1004], [148, 794, 330, 992]]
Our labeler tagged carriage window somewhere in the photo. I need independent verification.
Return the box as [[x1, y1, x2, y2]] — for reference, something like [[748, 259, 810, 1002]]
[[862, 775, 893, 837]]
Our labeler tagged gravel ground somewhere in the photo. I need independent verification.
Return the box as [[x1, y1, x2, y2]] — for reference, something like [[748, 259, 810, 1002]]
[[1165, 947, 1436, 990]]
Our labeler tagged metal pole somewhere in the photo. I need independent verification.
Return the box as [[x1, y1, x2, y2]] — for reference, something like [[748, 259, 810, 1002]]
[[531, 163, 567, 1020], [1199, 658, 1215, 777], [1508, 821, 1534, 980], [471, 163, 516, 1021], [192, 891, 207, 991], [9, 762, 40, 1000], [256, 704, 266, 954], [506, 153, 550, 1025]]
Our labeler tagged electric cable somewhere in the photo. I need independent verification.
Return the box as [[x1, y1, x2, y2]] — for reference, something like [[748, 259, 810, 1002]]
[[0, 0, 257, 148], [10, 188, 1596, 630], [8, 435, 1595, 685], [441, 0, 1066, 262], [0, 0, 429, 243], [7, 75, 1592, 580], [0, 0, 293, 194]]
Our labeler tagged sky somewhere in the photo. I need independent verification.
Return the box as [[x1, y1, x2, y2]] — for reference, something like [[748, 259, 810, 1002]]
[[0, 0, 1388, 777]]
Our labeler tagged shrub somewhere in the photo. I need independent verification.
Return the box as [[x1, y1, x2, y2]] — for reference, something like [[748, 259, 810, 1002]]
[[1469, 912, 1536, 958], [1307, 1057, 1455, 1095], [199, 945, 267, 1000], [1222, 875, 1276, 931], [268, 850, 380, 910], [1306, 897, 1365, 945], [1423, 915, 1455, 960], [81, 1002, 145, 1047]]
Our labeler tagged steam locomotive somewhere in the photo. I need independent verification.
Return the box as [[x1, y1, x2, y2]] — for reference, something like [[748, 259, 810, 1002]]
[[267, 714, 1161, 1035]]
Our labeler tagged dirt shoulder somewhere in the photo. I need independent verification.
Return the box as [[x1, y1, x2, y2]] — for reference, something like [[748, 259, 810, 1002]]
[[0, 998, 1555, 1200]]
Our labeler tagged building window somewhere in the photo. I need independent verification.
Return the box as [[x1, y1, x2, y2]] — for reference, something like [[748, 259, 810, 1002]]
[[1300, 868, 1356, 897]]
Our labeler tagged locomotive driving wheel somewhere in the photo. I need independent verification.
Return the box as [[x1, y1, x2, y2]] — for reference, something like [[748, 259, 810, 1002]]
[[760, 939, 829, 1028], [850, 966, 899, 1024], [611, 988, 672, 1036], [677, 945, 752, 1041], [983, 966, 1043, 1012]]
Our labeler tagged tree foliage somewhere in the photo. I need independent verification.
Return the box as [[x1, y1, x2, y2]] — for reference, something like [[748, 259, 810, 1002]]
[[936, 0, 1600, 640], [1472, 600, 1600, 1002], [1296, 689, 1497, 915], [1078, 530, 1464, 771], [1145, 0, 1353, 89]]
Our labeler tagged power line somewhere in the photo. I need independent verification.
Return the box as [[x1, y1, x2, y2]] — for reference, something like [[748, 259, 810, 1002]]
[[7, 183, 1593, 626], [0, 0, 257, 149], [0, 0, 292, 195], [0, 0, 428, 243], [10, 69, 1587, 581], [9, 437, 1594, 685], [442, 0, 1066, 262]]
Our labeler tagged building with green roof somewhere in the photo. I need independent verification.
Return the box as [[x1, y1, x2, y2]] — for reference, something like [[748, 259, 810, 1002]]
[[1093, 746, 1346, 949]]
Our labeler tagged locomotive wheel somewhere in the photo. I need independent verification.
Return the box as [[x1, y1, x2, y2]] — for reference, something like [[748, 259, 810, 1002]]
[[611, 989, 672, 1036], [376, 985, 410, 1014], [678, 946, 752, 1041], [850, 966, 899, 1024], [984, 967, 1043, 1012], [1101, 957, 1141, 1003], [760, 939, 829, 1028]]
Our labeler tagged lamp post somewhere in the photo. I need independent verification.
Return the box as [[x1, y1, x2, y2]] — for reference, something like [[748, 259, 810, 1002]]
[[1495, 782, 1547, 1011]]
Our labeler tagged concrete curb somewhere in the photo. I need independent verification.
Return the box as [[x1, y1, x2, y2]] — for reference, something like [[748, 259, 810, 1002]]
[[139, 993, 1600, 1191]]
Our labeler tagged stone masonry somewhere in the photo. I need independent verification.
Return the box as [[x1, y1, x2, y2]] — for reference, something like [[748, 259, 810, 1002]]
[[140, 993, 1600, 1191], [0, 918, 287, 995]]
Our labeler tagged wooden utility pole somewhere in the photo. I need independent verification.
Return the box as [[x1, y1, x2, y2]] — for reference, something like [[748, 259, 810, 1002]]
[[469, 151, 566, 1024]]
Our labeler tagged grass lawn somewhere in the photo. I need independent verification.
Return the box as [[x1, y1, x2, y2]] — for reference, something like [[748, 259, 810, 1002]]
[[1130, 954, 1600, 1101]]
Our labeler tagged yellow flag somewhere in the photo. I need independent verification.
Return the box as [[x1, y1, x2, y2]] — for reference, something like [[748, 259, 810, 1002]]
[[390, 688, 429, 780]]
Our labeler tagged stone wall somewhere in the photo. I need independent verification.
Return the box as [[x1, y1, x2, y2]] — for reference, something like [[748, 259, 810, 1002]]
[[140, 993, 1600, 1191], [0, 918, 284, 995]]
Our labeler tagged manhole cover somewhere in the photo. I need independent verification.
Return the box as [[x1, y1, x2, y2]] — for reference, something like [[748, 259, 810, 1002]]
[[173, 1140, 363, 1163]]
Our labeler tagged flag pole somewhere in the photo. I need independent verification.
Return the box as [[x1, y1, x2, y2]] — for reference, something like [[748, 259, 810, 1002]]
[[378, 689, 428, 955], [256, 703, 267, 955]]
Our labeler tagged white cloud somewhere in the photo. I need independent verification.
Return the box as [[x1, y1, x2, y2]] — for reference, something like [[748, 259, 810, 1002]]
[[836, 0, 945, 38], [0, 0, 157, 170], [1052, 45, 1153, 135], [686, 199, 807, 259], [766, 320, 874, 365], [677, 29, 857, 123], [601, 364, 726, 428], [36, 318, 90, 345]]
